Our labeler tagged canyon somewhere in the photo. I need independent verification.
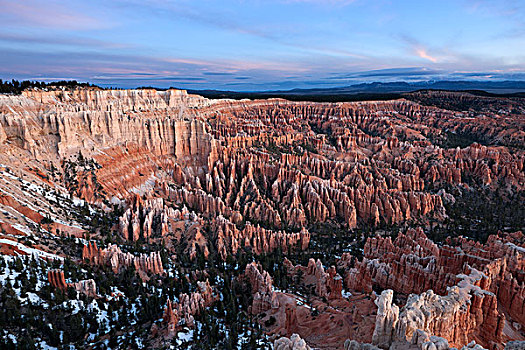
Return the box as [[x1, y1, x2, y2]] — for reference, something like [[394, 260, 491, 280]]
[[0, 87, 523, 349]]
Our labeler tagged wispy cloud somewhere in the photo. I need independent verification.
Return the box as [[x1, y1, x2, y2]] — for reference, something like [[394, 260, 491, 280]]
[[0, 0, 110, 30], [0, 32, 128, 49], [415, 48, 438, 63], [0, 0, 523, 90], [136, 0, 366, 61], [398, 35, 442, 63], [326, 67, 443, 80]]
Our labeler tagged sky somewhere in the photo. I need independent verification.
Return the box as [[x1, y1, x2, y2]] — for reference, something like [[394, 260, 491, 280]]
[[0, 0, 524, 91]]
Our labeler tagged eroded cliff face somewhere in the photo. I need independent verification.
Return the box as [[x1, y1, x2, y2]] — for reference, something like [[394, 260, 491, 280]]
[[239, 259, 377, 349], [1, 88, 522, 232], [236, 230, 524, 350], [284, 258, 343, 300], [339, 230, 525, 350], [160, 279, 215, 331], [48, 269, 97, 298], [82, 241, 164, 280], [0, 88, 524, 349], [0, 89, 219, 187]]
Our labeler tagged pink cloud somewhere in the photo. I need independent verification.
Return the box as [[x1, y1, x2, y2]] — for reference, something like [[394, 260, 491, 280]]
[[0, 0, 108, 30], [161, 56, 309, 73], [415, 48, 438, 63]]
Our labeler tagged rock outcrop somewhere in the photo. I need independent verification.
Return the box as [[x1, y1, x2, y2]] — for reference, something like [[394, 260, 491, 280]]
[[274, 334, 312, 350], [3, 88, 520, 232], [285, 258, 343, 300], [162, 279, 215, 331], [372, 290, 399, 349], [82, 241, 164, 278], [344, 340, 380, 350], [48, 269, 97, 298], [213, 215, 310, 260], [346, 230, 525, 349], [1, 88, 524, 349], [240, 262, 279, 314]]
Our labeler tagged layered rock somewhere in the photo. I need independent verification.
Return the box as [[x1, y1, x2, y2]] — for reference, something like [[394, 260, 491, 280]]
[[1, 88, 524, 349], [285, 258, 343, 300], [274, 334, 312, 350], [347, 228, 457, 296], [372, 290, 399, 349], [243, 259, 378, 349], [240, 262, 279, 314], [162, 279, 215, 331], [2, 89, 521, 268], [1, 89, 216, 160], [213, 215, 310, 260], [348, 230, 525, 349], [47, 269, 97, 297], [118, 195, 172, 241], [82, 241, 164, 278], [371, 283, 501, 349], [396, 274, 505, 348], [1, 89, 522, 215], [70, 279, 98, 298], [48, 269, 68, 290]]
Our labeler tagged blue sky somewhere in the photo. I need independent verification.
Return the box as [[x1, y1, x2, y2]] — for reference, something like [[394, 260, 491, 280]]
[[0, 0, 524, 90]]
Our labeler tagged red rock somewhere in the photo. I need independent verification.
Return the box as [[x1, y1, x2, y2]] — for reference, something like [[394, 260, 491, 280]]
[[239, 262, 279, 314], [162, 279, 216, 331], [82, 241, 164, 278], [48, 269, 67, 290], [213, 215, 310, 260], [341, 229, 525, 349], [48, 269, 97, 297], [1, 88, 524, 349], [285, 258, 343, 300]]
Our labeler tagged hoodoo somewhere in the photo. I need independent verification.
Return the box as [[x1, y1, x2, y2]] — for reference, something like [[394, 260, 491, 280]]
[[0, 86, 523, 349]]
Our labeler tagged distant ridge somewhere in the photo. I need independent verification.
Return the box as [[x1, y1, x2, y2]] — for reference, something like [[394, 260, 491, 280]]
[[190, 80, 525, 95], [2, 79, 525, 102], [187, 80, 525, 103]]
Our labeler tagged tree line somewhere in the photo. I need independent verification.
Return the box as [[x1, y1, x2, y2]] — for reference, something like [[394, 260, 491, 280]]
[[0, 79, 98, 94]]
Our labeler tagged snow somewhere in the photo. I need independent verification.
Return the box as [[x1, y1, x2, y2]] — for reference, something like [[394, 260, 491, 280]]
[[87, 300, 110, 332], [62, 299, 85, 315], [236, 330, 269, 348], [135, 338, 145, 348], [37, 340, 58, 350], [0, 178, 50, 214], [0, 169, 19, 180], [129, 301, 139, 323], [71, 197, 96, 215], [108, 286, 125, 300], [12, 223, 34, 235], [0, 239, 63, 261], [74, 237, 88, 246], [342, 290, 353, 298], [53, 216, 83, 229], [175, 328, 194, 345], [110, 196, 123, 205], [27, 182, 45, 195], [72, 197, 85, 206], [25, 292, 46, 306], [0, 256, 21, 286], [5, 332, 17, 344]]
